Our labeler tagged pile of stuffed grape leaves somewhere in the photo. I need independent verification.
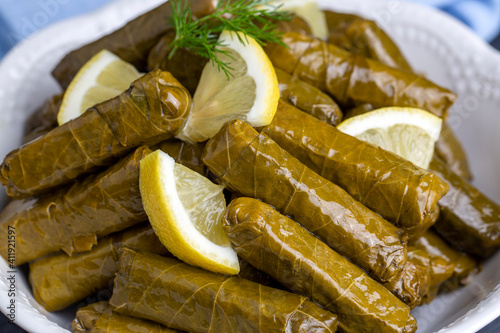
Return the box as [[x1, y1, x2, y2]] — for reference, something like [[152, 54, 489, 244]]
[[1, 1, 499, 332]]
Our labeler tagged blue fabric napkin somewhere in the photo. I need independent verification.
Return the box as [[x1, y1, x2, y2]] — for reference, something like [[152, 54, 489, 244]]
[[0, 0, 114, 58], [406, 0, 500, 41], [0, 0, 499, 59]]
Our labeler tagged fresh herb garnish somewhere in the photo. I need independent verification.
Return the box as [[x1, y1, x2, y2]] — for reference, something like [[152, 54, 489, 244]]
[[169, 0, 292, 78]]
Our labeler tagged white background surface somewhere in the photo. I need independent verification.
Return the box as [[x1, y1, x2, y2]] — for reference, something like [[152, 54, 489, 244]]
[[0, 0, 499, 332]]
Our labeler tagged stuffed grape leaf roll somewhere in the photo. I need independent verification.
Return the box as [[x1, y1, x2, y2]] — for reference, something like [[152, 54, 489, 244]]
[[24, 94, 61, 143], [0, 70, 191, 198], [383, 246, 430, 309], [275, 69, 343, 125], [434, 122, 473, 181], [155, 139, 207, 176], [147, 30, 208, 95], [236, 258, 283, 290], [260, 101, 449, 239], [324, 11, 413, 72], [202, 119, 407, 283], [265, 32, 456, 117], [29, 224, 168, 312], [109, 248, 339, 333], [223, 197, 417, 333], [430, 157, 500, 257], [73, 301, 178, 333], [0, 146, 151, 264], [411, 230, 476, 290], [273, 15, 313, 35]]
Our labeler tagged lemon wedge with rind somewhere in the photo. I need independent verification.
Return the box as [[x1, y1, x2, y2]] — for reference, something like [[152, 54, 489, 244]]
[[337, 107, 442, 169], [58, 49, 142, 125], [269, 0, 328, 39], [177, 30, 279, 143], [140, 150, 239, 275]]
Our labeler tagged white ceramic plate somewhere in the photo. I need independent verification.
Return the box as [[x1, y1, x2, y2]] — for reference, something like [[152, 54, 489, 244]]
[[0, 0, 499, 332]]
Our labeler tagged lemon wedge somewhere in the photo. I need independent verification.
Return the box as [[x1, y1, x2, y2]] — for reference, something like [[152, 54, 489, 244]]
[[337, 107, 442, 169], [139, 150, 239, 275], [271, 0, 328, 39], [177, 30, 279, 143], [57, 49, 142, 125]]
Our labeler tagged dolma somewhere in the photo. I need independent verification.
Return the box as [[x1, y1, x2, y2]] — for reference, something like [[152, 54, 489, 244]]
[[410, 231, 455, 289], [435, 122, 473, 181], [273, 15, 312, 35], [383, 246, 430, 309], [275, 69, 343, 125], [0, 146, 151, 265], [23, 127, 52, 145], [155, 139, 207, 176], [324, 12, 363, 38], [411, 230, 476, 290], [260, 101, 449, 238], [264, 32, 456, 117], [24, 94, 61, 142], [29, 224, 168, 312], [440, 256, 477, 292], [73, 301, 177, 333], [430, 157, 500, 257], [236, 258, 283, 290], [223, 197, 416, 333], [344, 103, 375, 119], [203, 119, 407, 283], [109, 248, 339, 333], [147, 30, 208, 94], [0, 70, 191, 198], [52, 0, 217, 88], [324, 11, 413, 72]]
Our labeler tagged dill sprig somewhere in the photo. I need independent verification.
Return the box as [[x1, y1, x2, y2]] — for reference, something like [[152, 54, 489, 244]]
[[169, 0, 292, 78]]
